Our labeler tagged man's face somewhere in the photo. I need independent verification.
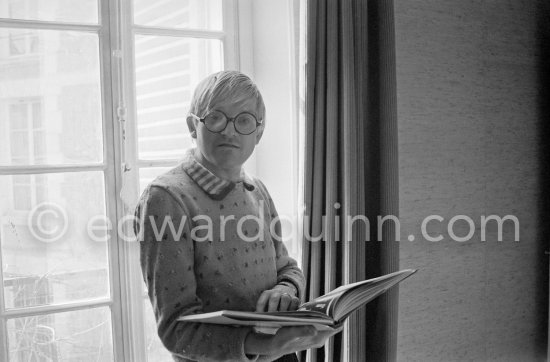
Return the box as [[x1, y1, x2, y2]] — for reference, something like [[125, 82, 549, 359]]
[[192, 96, 263, 172]]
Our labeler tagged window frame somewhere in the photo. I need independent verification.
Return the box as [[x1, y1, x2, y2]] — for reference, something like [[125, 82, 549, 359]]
[[119, 0, 240, 360], [0, 0, 242, 361], [0, 1, 122, 360]]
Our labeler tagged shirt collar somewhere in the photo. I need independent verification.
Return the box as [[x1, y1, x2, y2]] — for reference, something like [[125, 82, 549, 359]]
[[181, 148, 255, 200]]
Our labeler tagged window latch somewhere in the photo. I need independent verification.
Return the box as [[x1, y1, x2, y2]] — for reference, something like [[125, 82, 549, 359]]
[[117, 106, 127, 122]]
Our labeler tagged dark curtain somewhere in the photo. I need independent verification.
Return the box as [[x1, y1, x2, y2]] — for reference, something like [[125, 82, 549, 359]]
[[537, 0, 550, 356], [300, 0, 399, 361]]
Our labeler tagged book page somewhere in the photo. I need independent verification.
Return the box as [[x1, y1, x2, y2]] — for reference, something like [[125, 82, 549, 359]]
[[298, 269, 417, 321]]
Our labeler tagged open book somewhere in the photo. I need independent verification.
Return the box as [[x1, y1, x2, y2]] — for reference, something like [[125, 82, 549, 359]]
[[178, 269, 416, 334]]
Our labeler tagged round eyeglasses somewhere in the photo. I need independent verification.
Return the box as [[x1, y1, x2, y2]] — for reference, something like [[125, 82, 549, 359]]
[[191, 110, 263, 135]]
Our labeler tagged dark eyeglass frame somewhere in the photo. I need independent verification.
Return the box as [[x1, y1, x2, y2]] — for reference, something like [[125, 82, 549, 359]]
[[190, 110, 263, 135]]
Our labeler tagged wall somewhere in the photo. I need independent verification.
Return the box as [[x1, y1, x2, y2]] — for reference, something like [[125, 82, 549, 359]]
[[395, 0, 547, 360], [241, 0, 301, 259]]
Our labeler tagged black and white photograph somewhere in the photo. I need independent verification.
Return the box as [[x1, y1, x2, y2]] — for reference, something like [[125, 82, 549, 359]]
[[0, 0, 547, 361]]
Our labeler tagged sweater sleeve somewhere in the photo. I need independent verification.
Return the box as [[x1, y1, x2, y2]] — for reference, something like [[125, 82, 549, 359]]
[[135, 185, 258, 362], [254, 180, 306, 301]]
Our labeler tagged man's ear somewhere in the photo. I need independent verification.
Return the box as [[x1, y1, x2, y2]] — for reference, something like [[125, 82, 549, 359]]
[[186, 116, 197, 138], [255, 124, 264, 144]]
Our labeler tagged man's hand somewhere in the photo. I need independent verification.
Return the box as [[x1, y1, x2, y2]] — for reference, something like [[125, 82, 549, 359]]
[[255, 287, 301, 312]]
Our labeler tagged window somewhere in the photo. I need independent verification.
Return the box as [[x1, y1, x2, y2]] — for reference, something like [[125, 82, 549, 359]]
[[0, 1, 299, 361], [0, 1, 233, 360]]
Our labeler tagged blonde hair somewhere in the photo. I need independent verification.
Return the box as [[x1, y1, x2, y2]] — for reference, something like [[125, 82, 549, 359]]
[[188, 70, 266, 121]]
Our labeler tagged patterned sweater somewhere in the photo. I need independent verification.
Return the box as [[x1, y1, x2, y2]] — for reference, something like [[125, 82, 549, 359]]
[[134, 149, 305, 361]]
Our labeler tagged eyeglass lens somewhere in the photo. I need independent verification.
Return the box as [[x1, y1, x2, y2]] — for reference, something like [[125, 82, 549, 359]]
[[204, 111, 257, 134]]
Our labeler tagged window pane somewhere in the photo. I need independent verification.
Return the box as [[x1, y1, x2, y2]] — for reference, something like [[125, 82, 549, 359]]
[[2, 0, 99, 24], [7, 307, 113, 361], [143, 299, 172, 362], [133, 0, 222, 30], [0, 29, 103, 166], [1, 172, 110, 309], [135, 36, 222, 160]]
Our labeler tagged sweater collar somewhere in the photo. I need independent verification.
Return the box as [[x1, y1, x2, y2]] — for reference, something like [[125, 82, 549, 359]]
[[182, 148, 255, 200]]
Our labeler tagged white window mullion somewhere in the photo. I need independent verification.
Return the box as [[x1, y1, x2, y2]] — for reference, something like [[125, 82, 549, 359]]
[[0, 245, 9, 362], [110, 0, 148, 361], [133, 25, 224, 39], [0, 164, 106, 175], [0, 17, 101, 32], [99, 0, 126, 361], [2, 298, 112, 319]]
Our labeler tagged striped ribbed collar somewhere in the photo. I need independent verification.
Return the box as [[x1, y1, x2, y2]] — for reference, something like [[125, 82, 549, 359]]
[[181, 148, 255, 201]]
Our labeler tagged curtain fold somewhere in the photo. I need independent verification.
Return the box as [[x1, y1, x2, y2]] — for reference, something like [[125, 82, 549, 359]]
[[300, 0, 399, 360]]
